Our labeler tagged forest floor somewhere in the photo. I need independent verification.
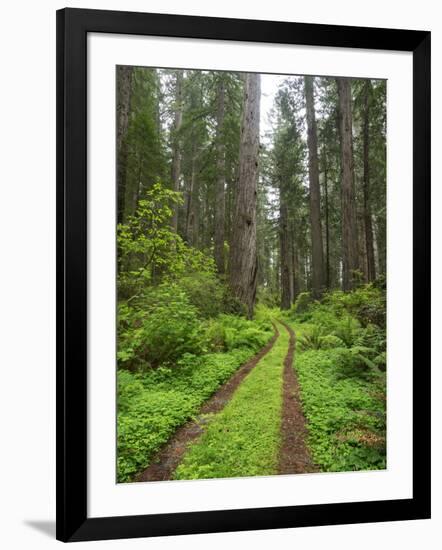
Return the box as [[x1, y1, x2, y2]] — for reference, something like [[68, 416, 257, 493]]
[[136, 320, 316, 482]]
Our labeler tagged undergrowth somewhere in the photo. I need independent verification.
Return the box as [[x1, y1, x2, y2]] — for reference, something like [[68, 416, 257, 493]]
[[117, 315, 273, 482], [285, 284, 386, 472]]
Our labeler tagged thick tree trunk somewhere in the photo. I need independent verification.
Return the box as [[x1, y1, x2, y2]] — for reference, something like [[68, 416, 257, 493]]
[[280, 201, 293, 310], [116, 66, 133, 224], [190, 178, 200, 247], [304, 76, 325, 298], [323, 155, 331, 290], [214, 79, 226, 274], [229, 73, 261, 318], [184, 148, 197, 244], [362, 81, 376, 282], [170, 71, 184, 233], [292, 241, 300, 301], [375, 215, 387, 277], [123, 156, 142, 223], [358, 210, 367, 281], [337, 78, 359, 291]]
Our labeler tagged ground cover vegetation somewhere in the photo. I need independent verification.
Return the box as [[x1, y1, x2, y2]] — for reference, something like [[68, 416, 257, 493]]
[[285, 284, 386, 472]]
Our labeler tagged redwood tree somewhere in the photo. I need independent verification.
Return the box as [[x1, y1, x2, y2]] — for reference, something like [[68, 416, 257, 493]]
[[170, 71, 184, 233], [304, 76, 325, 297], [214, 77, 226, 274], [362, 80, 376, 282], [229, 73, 261, 318], [116, 66, 133, 224], [337, 77, 359, 290]]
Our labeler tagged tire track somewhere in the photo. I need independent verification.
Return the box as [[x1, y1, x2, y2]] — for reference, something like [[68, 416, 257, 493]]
[[136, 324, 280, 482], [278, 320, 318, 474]]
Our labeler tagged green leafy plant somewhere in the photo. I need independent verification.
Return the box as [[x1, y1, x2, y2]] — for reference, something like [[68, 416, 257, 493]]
[[293, 346, 386, 472], [297, 324, 327, 351], [117, 316, 273, 482], [332, 316, 362, 347], [291, 291, 313, 315], [117, 284, 204, 369]]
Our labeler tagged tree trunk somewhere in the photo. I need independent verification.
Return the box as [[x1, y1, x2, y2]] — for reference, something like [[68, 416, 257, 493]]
[[279, 200, 293, 309], [362, 81, 376, 282], [214, 78, 226, 274], [229, 73, 261, 318], [323, 153, 331, 290], [337, 78, 359, 291], [304, 76, 325, 298], [292, 241, 300, 301], [123, 150, 143, 223], [170, 71, 184, 232], [375, 215, 386, 277], [189, 177, 200, 247], [184, 147, 197, 244], [116, 66, 133, 225]]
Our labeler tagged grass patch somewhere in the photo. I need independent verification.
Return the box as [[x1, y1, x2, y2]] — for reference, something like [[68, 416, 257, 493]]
[[174, 322, 288, 480]]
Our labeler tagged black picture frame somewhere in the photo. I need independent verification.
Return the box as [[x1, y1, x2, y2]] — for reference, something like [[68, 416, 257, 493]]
[[56, 7, 431, 542]]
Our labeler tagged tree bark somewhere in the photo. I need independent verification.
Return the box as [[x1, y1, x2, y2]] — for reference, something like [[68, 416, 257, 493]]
[[189, 177, 200, 247], [229, 73, 261, 318], [304, 76, 325, 298], [292, 240, 300, 300], [362, 81, 376, 282], [323, 152, 331, 290], [170, 71, 184, 233], [279, 200, 293, 309], [184, 146, 197, 244], [214, 78, 226, 274], [116, 66, 133, 225], [337, 78, 359, 291], [375, 215, 386, 277]]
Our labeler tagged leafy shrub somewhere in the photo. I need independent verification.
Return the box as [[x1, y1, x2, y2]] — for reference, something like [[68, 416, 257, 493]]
[[178, 272, 224, 318], [222, 292, 248, 317], [291, 292, 313, 315], [319, 334, 346, 349], [256, 287, 280, 308], [254, 303, 279, 324], [204, 319, 227, 352], [203, 314, 273, 353], [117, 182, 217, 300], [117, 369, 145, 413], [297, 326, 349, 352], [323, 284, 386, 329], [359, 323, 386, 355], [225, 326, 269, 350], [117, 284, 204, 369], [374, 351, 387, 371], [332, 316, 362, 347], [297, 324, 326, 351], [332, 346, 380, 379]]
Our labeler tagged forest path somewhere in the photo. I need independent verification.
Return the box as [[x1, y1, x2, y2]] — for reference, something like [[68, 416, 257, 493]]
[[277, 320, 317, 475], [136, 323, 280, 482], [174, 321, 289, 480]]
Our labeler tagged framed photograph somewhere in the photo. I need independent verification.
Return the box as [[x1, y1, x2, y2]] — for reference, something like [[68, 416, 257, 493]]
[[56, 7, 431, 542]]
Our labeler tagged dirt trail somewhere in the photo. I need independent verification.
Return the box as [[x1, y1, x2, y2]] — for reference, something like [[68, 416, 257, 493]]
[[278, 320, 318, 474], [136, 324, 280, 482]]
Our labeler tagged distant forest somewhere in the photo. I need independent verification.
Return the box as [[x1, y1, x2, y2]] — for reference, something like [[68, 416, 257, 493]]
[[116, 67, 387, 482], [117, 67, 386, 315]]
